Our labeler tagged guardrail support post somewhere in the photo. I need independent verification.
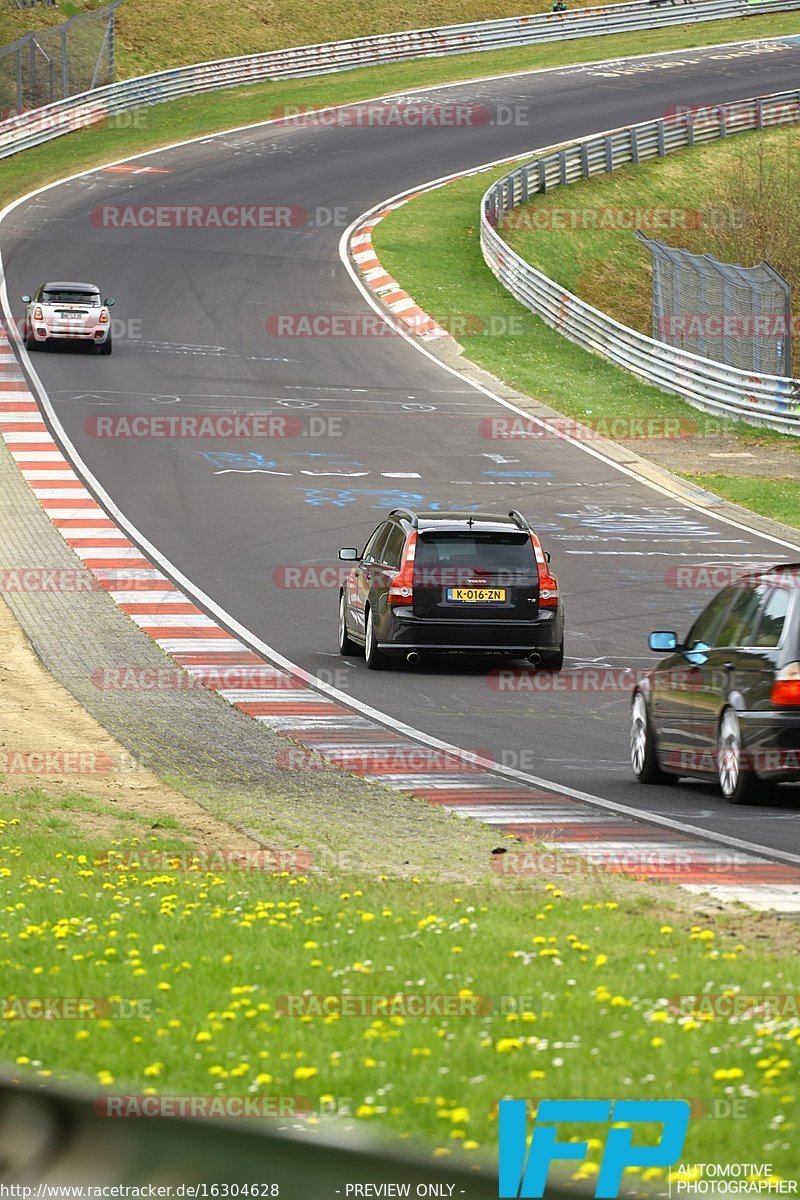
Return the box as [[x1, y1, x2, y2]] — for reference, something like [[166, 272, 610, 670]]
[[719, 107, 727, 138], [558, 149, 567, 186], [656, 121, 665, 156], [580, 141, 590, 178], [109, 6, 116, 81], [756, 98, 763, 130], [630, 127, 638, 164], [61, 28, 68, 100], [605, 135, 613, 172]]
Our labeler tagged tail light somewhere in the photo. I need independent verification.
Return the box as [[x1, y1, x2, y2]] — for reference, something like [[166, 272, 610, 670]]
[[771, 662, 800, 707], [33, 306, 43, 320], [530, 532, 559, 608], [98, 309, 109, 324], [388, 531, 418, 606]]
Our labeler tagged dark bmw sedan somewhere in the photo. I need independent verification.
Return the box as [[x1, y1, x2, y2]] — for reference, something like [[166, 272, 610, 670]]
[[631, 564, 800, 803], [337, 508, 564, 671]]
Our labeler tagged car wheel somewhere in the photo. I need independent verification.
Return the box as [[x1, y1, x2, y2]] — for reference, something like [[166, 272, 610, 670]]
[[97, 335, 112, 356], [364, 607, 391, 671], [630, 692, 673, 784], [717, 708, 772, 804], [541, 641, 564, 671], [25, 335, 39, 351], [338, 593, 361, 656]]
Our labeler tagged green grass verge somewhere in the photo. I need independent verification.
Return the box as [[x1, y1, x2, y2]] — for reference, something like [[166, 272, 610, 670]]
[[501, 123, 800, 348], [682, 474, 800, 528], [2, 792, 799, 1171], [2, 12, 800, 216]]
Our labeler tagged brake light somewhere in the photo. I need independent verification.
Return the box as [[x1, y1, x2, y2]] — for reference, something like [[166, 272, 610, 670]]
[[98, 309, 108, 324], [388, 531, 418, 606], [530, 532, 559, 608], [771, 662, 800, 706], [33, 306, 43, 320]]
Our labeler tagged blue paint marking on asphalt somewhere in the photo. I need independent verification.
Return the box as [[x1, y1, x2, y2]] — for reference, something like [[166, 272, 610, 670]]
[[200, 451, 278, 469], [482, 470, 555, 478], [288, 452, 365, 463], [302, 487, 427, 508], [299, 488, 484, 510]]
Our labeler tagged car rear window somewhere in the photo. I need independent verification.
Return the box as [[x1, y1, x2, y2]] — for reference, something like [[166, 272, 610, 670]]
[[416, 532, 536, 584], [715, 586, 766, 648], [42, 291, 99, 305], [754, 587, 791, 648]]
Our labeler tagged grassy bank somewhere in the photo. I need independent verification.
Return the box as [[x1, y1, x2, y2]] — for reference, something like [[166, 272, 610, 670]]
[[501, 124, 800, 355], [2, 789, 799, 1172], [2, 2, 796, 78]]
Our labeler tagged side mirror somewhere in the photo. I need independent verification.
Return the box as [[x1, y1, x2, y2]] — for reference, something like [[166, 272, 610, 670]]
[[544, 550, 551, 564], [104, 298, 115, 306], [339, 548, 359, 561], [649, 630, 678, 653], [21, 295, 31, 304]]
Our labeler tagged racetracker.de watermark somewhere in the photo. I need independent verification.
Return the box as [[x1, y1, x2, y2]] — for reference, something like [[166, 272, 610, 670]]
[[670, 993, 800, 1019], [495, 206, 705, 232], [658, 315, 800, 338], [272, 102, 528, 128], [664, 100, 800, 127], [478, 414, 737, 441], [276, 746, 491, 773], [664, 565, 800, 590], [265, 313, 525, 337], [90, 205, 350, 229], [95, 1095, 312, 1119], [96, 848, 312, 872], [1, 997, 154, 1020], [83, 414, 345, 438], [0, 751, 139, 775], [491, 849, 768, 878]]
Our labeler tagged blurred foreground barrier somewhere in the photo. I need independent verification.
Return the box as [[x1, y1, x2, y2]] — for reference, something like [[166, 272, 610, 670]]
[[0, 1072, 500, 1195]]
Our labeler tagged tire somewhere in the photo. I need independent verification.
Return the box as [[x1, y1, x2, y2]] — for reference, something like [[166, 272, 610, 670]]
[[338, 593, 360, 656], [541, 641, 564, 671], [25, 336, 39, 352], [717, 708, 773, 804], [630, 691, 673, 785], [97, 335, 112, 355], [364, 607, 391, 671]]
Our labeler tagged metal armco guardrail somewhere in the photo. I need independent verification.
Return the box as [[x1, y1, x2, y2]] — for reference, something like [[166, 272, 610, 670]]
[[1, 0, 799, 160], [481, 90, 800, 434]]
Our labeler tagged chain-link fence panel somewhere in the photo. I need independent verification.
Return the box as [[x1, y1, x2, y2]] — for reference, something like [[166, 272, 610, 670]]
[[0, 0, 118, 115], [636, 232, 792, 377]]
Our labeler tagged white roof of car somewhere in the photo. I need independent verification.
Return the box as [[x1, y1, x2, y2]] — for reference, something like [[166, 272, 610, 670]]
[[42, 281, 100, 292]]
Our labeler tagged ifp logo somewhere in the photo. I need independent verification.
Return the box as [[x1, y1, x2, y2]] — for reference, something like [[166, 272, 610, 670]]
[[498, 1099, 690, 1198]]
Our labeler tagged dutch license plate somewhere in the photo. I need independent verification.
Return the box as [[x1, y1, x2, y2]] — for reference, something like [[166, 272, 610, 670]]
[[446, 588, 506, 603]]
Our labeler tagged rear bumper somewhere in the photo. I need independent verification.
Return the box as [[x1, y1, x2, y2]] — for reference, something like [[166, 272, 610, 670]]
[[379, 607, 563, 655], [740, 711, 800, 781], [29, 324, 109, 343]]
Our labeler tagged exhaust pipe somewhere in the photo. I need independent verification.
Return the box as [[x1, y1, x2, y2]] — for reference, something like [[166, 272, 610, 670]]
[[527, 652, 542, 667], [406, 651, 420, 665]]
